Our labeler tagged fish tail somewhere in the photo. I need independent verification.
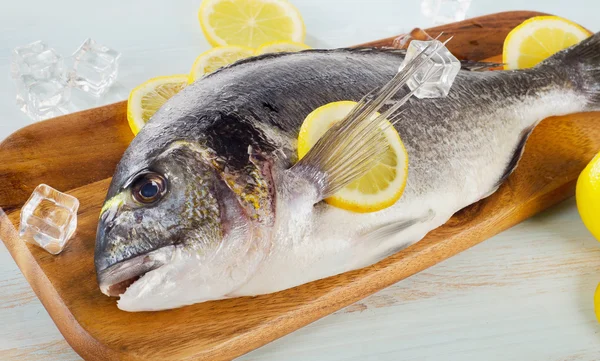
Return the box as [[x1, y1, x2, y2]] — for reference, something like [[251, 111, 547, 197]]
[[541, 31, 600, 109]]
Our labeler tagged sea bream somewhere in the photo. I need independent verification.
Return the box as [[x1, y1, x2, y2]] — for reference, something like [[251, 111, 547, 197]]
[[95, 33, 600, 311]]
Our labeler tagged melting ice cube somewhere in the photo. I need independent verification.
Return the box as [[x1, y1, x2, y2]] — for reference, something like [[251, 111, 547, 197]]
[[11, 41, 65, 79], [398, 39, 460, 99], [11, 41, 48, 78], [11, 41, 70, 121], [16, 75, 71, 121], [19, 184, 79, 255], [421, 0, 472, 25], [69, 38, 121, 97]]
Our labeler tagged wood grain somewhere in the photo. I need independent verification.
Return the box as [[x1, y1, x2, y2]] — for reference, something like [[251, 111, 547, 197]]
[[0, 103, 133, 214], [2, 10, 598, 361], [359, 11, 548, 60], [0, 340, 80, 361]]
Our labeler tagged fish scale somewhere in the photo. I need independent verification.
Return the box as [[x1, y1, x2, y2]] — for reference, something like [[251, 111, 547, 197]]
[[95, 34, 600, 311]]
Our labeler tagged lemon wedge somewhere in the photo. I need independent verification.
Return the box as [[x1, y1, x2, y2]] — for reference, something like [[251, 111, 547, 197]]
[[127, 75, 188, 135], [503, 16, 591, 70], [576, 151, 600, 241], [255, 41, 310, 55], [188, 46, 255, 84], [198, 0, 305, 48], [298, 101, 408, 213]]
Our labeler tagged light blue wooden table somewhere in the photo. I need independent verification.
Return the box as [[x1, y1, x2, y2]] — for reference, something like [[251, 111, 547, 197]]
[[1, 1, 600, 360]]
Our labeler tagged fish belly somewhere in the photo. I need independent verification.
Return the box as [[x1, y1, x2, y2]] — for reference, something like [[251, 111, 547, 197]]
[[232, 87, 586, 297]]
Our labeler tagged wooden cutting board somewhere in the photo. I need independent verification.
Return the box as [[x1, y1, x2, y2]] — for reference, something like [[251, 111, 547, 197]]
[[1, 11, 599, 361]]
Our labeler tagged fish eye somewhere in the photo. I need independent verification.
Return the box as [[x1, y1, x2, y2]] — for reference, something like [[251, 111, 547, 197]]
[[131, 172, 167, 204]]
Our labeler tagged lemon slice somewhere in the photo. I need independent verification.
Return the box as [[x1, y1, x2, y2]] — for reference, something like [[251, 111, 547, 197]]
[[503, 16, 592, 70], [576, 151, 600, 241], [127, 75, 188, 135], [255, 41, 310, 55], [189, 46, 255, 84], [199, 0, 305, 48], [298, 101, 408, 213]]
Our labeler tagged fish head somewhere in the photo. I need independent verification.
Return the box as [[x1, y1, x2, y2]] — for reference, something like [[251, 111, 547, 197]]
[[95, 138, 273, 310]]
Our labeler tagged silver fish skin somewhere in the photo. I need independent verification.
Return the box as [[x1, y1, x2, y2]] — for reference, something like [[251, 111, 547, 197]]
[[95, 33, 600, 311]]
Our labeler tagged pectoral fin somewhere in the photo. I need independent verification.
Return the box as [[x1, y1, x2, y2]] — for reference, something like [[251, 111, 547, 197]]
[[289, 41, 446, 201]]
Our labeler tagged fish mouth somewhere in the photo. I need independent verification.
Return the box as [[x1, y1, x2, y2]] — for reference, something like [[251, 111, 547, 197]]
[[97, 245, 175, 297]]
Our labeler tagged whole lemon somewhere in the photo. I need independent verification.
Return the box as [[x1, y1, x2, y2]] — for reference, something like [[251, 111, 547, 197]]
[[576, 152, 600, 241]]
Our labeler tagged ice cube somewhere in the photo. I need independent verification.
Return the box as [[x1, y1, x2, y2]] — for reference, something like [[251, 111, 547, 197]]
[[15, 75, 71, 121], [68, 38, 121, 97], [10, 41, 65, 80], [11, 41, 47, 78], [11, 41, 70, 120], [398, 39, 460, 99], [19, 184, 79, 255], [421, 0, 472, 25]]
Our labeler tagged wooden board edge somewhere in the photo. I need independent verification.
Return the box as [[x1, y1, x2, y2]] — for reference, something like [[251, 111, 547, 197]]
[[0, 210, 129, 361], [0, 101, 127, 149], [355, 10, 548, 54], [202, 177, 579, 360]]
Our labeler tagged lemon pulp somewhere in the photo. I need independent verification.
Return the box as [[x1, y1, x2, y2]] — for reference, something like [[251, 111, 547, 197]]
[[188, 46, 255, 84], [298, 101, 408, 213], [127, 75, 188, 135], [503, 16, 591, 70], [199, 0, 305, 48]]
